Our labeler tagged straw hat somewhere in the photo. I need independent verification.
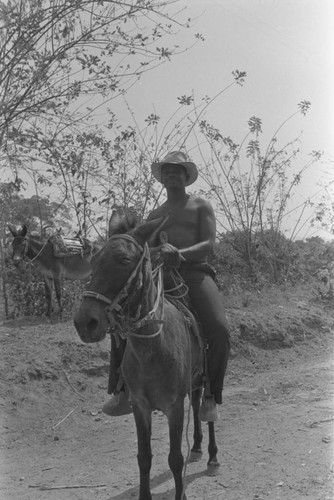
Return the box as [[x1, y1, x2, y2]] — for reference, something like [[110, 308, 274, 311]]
[[151, 151, 198, 186]]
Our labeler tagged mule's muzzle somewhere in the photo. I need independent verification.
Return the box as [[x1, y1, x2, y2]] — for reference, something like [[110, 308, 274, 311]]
[[74, 304, 107, 343]]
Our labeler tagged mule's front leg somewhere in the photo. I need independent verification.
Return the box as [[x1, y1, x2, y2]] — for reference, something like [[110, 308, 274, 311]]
[[207, 421, 220, 476], [133, 404, 153, 500], [168, 399, 186, 500]]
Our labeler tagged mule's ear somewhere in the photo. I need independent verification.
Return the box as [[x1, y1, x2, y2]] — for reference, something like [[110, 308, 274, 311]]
[[108, 209, 139, 238], [21, 224, 28, 237], [7, 224, 18, 237], [133, 215, 169, 245], [108, 211, 124, 237]]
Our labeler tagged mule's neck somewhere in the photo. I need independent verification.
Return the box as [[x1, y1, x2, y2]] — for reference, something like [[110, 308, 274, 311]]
[[26, 237, 51, 263], [127, 264, 163, 338]]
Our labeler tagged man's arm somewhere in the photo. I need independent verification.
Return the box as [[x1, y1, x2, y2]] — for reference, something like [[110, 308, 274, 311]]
[[178, 200, 216, 262]]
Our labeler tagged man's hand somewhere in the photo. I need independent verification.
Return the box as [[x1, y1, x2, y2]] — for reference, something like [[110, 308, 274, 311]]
[[160, 243, 185, 268]]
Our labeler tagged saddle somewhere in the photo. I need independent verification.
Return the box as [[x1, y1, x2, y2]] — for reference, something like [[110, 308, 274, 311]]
[[51, 233, 94, 259]]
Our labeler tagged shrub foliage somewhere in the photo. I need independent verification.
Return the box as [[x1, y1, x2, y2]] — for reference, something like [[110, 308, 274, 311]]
[[3, 230, 333, 319], [212, 231, 334, 298], [5, 259, 86, 319]]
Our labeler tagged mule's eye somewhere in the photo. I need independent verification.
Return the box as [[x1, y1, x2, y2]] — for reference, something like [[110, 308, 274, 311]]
[[119, 256, 131, 265]]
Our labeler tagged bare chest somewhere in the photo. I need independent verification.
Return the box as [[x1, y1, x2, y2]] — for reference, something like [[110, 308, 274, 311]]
[[157, 200, 200, 247]]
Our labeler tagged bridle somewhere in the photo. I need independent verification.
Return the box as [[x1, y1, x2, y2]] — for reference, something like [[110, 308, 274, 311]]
[[15, 236, 28, 260], [82, 234, 165, 339], [13, 235, 50, 263]]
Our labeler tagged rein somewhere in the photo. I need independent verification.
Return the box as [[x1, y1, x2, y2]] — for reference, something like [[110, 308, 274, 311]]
[[82, 235, 165, 339]]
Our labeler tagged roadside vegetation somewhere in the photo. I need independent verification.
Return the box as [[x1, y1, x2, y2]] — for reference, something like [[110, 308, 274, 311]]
[[1, 1, 333, 351]]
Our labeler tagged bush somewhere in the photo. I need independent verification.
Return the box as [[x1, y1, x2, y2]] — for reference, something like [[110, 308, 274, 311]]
[[7, 265, 46, 317], [5, 261, 86, 318], [212, 230, 334, 292]]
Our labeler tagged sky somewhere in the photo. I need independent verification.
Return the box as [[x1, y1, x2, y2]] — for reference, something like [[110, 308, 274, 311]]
[[121, 0, 334, 154], [7, 0, 334, 239], [108, 0, 333, 239]]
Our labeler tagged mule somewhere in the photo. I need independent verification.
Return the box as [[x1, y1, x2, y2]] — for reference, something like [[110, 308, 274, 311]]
[[74, 213, 220, 500], [8, 224, 99, 316]]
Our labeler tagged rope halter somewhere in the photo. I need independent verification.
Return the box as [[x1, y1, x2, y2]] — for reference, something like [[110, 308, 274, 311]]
[[82, 234, 164, 340], [13, 235, 50, 263], [12, 236, 28, 261]]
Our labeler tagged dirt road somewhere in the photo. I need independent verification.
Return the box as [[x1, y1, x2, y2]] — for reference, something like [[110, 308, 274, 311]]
[[0, 318, 333, 499]]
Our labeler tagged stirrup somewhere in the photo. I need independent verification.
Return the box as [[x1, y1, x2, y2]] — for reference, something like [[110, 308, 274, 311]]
[[102, 391, 132, 417], [199, 395, 218, 422]]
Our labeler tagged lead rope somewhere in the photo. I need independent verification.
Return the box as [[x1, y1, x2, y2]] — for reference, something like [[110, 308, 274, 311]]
[[181, 317, 192, 500], [159, 231, 191, 499], [29, 237, 51, 262]]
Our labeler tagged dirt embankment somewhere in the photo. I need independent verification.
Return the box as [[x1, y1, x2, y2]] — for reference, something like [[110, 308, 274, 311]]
[[0, 294, 333, 500]]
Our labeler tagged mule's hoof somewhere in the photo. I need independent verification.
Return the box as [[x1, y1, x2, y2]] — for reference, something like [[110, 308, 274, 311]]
[[102, 392, 132, 417], [207, 462, 220, 477], [199, 396, 218, 422], [189, 449, 203, 462]]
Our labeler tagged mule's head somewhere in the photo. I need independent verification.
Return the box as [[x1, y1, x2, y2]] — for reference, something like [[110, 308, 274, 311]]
[[7, 224, 28, 266], [74, 212, 167, 344]]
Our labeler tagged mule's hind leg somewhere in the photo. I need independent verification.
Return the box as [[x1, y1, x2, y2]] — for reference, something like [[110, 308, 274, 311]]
[[54, 276, 63, 314], [132, 404, 153, 500], [207, 421, 220, 476], [190, 388, 203, 462], [168, 399, 187, 500], [43, 277, 53, 316]]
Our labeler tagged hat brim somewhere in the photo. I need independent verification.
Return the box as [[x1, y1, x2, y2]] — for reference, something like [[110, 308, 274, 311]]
[[151, 161, 198, 186]]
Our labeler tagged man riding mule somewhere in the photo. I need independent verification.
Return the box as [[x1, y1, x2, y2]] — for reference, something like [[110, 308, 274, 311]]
[[104, 151, 231, 421], [74, 212, 223, 499]]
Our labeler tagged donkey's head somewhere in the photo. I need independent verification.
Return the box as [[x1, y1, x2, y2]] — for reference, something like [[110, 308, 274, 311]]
[[7, 224, 28, 266], [74, 212, 168, 343]]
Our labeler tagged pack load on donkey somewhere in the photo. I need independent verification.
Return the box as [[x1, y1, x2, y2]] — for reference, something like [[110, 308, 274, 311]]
[[50, 231, 94, 259]]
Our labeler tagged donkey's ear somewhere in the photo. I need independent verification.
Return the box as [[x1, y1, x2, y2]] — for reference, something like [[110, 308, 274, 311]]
[[7, 224, 18, 237], [21, 224, 28, 237], [133, 215, 169, 245]]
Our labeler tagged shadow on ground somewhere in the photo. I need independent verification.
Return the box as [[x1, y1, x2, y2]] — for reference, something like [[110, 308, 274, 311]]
[[108, 468, 207, 499]]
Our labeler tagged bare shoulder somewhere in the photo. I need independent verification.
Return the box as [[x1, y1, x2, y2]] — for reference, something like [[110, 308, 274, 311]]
[[190, 196, 214, 212]]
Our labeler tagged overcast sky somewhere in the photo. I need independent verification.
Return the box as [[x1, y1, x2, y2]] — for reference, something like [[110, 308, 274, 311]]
[[121, 0, 334, 155], [12, 0, 334, 238], [107, 0, 333, 238]]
